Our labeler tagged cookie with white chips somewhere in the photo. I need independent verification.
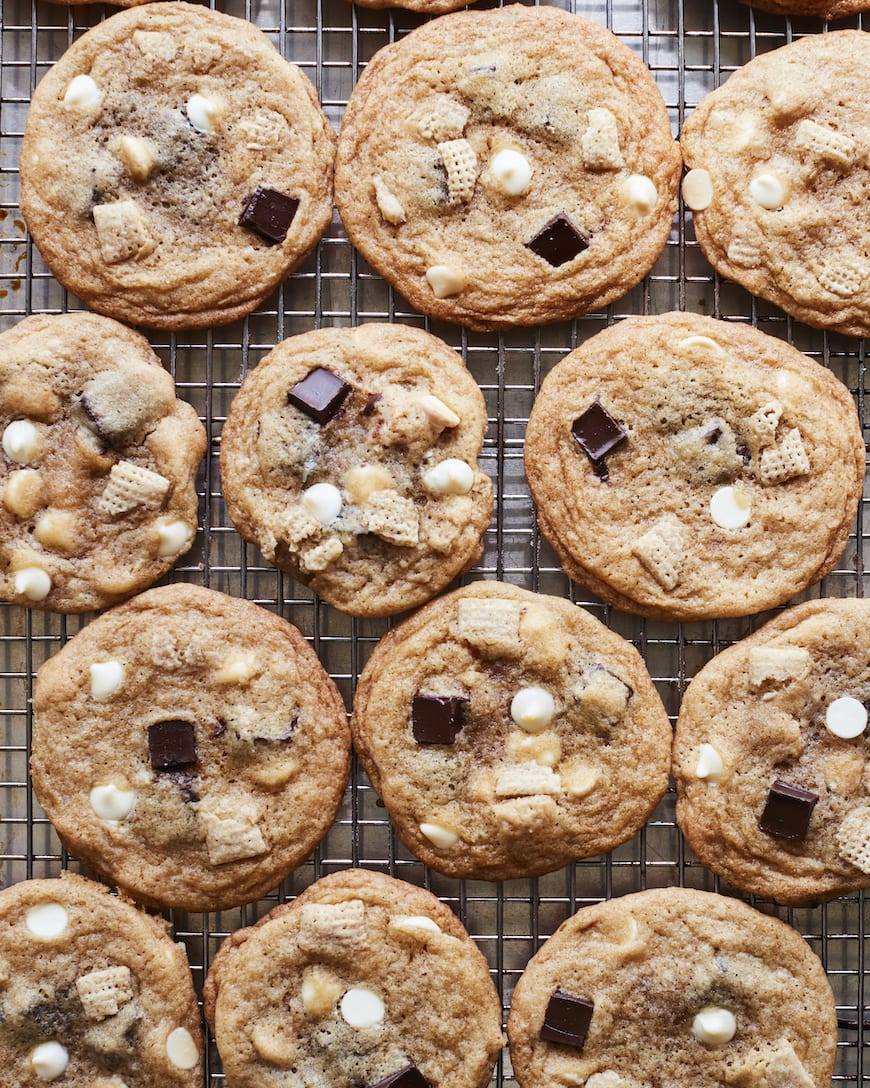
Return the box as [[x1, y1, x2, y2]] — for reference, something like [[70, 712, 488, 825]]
[[681, 31, 870, 337], [31, 584, 350, 912], [350, 581, 671, 881], [674, 598, 870, 905], [507, 887, 836, 1088], [219, 324, 492, 618], [203, 868, 504, 1088], [334, 5, 680, 330], [524, 312, 864, 622], [0, 872, 202, 1086], [0, 312, 205, 613], [20, 2, 335, 329]]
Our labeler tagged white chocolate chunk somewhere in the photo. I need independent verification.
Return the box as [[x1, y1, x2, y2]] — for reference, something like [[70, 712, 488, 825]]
[[682, 168, 713, 211], [3, 469, 44, 517], [98, 461, 170, 517], [302, 482, 342, 526], [416, 97, 470, 142], [626, 174, 657, 214], [301, 965, 344, 1016], [344, 464, 395, 505], [30, 1042, 69, 1081], [710, 486, 751, 529], [197, 797, 268, 865], [76, 965, 134, 1020], [693, 1006, 737, 1046], [340, 987, 385, 1028], [414, 394, 460, 429], [372, 176, 406, 225], [495, 763, 561, 797], [510, 686, 555, 733], [632, 518, 685, 590], [389, 915, 441, 938], [454, 598, 522, 655], [166, 1027, 198, 1070], [14, 567, 52, 602], [251, 1026, 296, 1066], [816, 257, 867, 299], [695, 743, 725, 783], [422, 459, 474, 496], [489, 148, 532, 195], [117, 135, 156, 182], [561, 763, 600, 798], [426, 265, 467, 298], [748, 646, 811, 686], [214, 652, 259, 686], [749, 173, 786, 210], [794, 119, 856, 166], [837, 805, 870, 873], [186, 92, 224, 134], [581, 108, 624, 170], [34, 510, 76, 553], [359, 490, 419, 546], [826, 697, 867, 740], [3, 419, 42, 464], [93, 201, 155, 265], [155, 517, 192, 557], [25, 902, 68, 940], [438, 138, 478, 204], [419, 821, 460, 848], [90, 783, 136, 821], [63, 74, 101, 112], [759, 428, 810, 486], [90, 660, 125, 701], [298, 901, 366, 949], [676, 335, 724, 356]]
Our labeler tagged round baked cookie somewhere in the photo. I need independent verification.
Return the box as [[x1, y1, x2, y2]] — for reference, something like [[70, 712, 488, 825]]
[[19, 2, 336, 330], [31, 583, 351, 913], [524, 312, 864, 622], [346, 0, 478, 13], [0, 312, 205, 613], [334, 5, 681, 331], [0, 872, 203, 1086], [740, 0, 869, 16], [203, 868, 504, 1088], [681, 31, 870, 337], [350, 581, 671, 881], [674, 598, 870, 905], [219, 323, 493, 618], [506, 887, 837, 1088]]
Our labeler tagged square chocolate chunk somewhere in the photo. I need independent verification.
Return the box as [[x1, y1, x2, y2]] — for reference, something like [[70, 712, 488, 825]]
[[526, 213, 589, 267], [288, 368, 351, 425], [572, 401, 628, 468], [239, 186, 300, 245], [370, 1066, 431, 1088], [758, 780, 818, 841], [147, 720, 197, 771], [412, 694, 467, 745], [540, 990, 594, 1048]]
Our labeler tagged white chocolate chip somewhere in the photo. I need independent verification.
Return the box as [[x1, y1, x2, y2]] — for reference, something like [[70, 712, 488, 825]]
[[186, 93, 223, 133], [3, 469, 44, 518], [251, 1026, 296, 1066], [89, 783, 136, 821], [389, 915, 442, 938], [33, 510, 75, 553], [344, 464, 395, 505], [709, 486, 751, 530], [214, 652, 259, 686], [372, 176, 406, 225], [3, 419, 42, 464], [25, 902, 68, 940], [301, 965, 344, 1016], [63, 74, 101, 112], [561, 763, 600, 798], [422, 459, 474, 496], [488, 148, 532, 195], [676, 335, 724, 356], [695, 743, 725, 783], [90, 660, 125, 701], [165, 1027, 199, 1069], [692, 1006, 737, 1046], [626, 174, 657, 214], [425, 265, 467, 299], [14, 567, 52, 602], [302, 482, 342, 526], [415, 394, 460, 429], [826, 697, 867, 740], [419, 821, 459, 849], [117, 135, 156, 182], [340, 987, 385, 1028], [155, 517, 192, 557], [29, 1042, 69, 1081], [510, 686, 555, 733], [682, 168, 713, 211], [749, 173, 785, 210]]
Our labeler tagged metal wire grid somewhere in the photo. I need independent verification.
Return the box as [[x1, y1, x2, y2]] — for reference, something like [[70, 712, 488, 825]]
[[0, 0, 869, 1082]]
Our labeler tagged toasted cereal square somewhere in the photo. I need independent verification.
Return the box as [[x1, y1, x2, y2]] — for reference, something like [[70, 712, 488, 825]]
[[837, 805, 870, 874], [196, 797, 268, 865], [495, 763, 561, 798], [298, 900, 367, 950], [760, 428, 810, 486], [93, 201, 155, 265], [76, 965, 134, 1021], [632, 519, 684, 590], [748, 646, 811, 686], [359, 490, 419, 547], [453, 598, 523, 656], [98, 461, 170, 518], [581, 108, 624, 170]]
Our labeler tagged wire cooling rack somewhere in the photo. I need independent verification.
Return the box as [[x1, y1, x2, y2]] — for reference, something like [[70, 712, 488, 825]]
[[1, 0, 868, 1082]]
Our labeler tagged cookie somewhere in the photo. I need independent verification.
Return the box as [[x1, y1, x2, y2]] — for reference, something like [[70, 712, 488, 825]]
[[740, 0, 868, 16], [19, 2, 336, 329], [345, 0, 478, 13], [31, 583, 351, 912], [334, 5, 681, 331], [0, 312, 205, 613], [350, 581, 671, 881], [203, 868, 504, 1088], [680, 31, 870, 337], [673, 598, 870, 905], [219, 323, 493, 618], [0, 872, 202, 1086], [524, 312, 864, 622], [506, 887, 837, 1088]]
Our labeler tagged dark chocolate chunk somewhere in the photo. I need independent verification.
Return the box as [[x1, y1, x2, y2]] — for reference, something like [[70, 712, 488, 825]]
[[571, 401, 628, 470], [147, 720, 197, 771], [362, 393, 382, 417], [239, 186, 300, 245], [166, 770, 199, 803], [758, 780, 818, 841], [412, 693, 467, 745], [212, 718, 227, 739], [526, 213, 589, 267], [540, 990, 594, 1048], [288, 367, 351, 425], [369, 1066, 431, 1088]]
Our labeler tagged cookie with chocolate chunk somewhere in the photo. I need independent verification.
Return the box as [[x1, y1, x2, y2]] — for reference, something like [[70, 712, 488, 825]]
[[0, 312, 205, 613], [507, 887, 836, 1088], [0, 872, 202, 1086], [20, 2, 335, 329], [681, 31, 870, 337], [524, 313, 864, 621], [219, 324, 493, 618], [334, 5, 680, 331], [31, 584, 350, 912], [203, 868, 504, 1088], [674, 598, 870, 905], [350, 581, 671, 881]]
